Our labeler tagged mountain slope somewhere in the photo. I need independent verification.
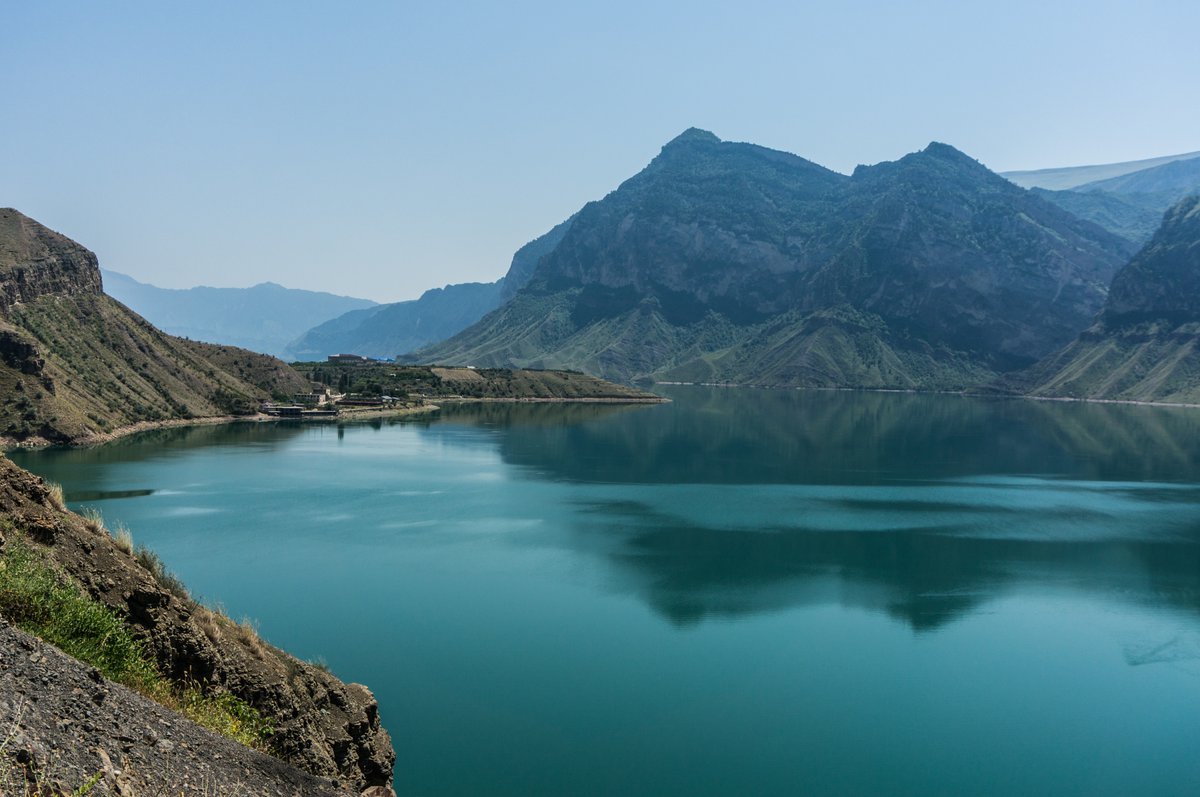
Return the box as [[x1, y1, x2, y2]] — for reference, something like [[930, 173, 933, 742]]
[[285, 280, 501, 360], [286, 217, 575, 360], [410, 130, 1132, 387], [1019, 196, 1200, 403], [0, 209, 308, 444], [102, 269, 375, 358]]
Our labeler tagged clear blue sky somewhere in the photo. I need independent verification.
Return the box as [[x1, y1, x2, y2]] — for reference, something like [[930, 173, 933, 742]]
[[5, 0, 1199, 301]]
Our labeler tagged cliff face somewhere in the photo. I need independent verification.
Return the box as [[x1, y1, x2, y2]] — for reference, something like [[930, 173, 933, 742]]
[[0, 209, 103, 309], [0, 209, 308, 444], [0, 454, 396, 790]]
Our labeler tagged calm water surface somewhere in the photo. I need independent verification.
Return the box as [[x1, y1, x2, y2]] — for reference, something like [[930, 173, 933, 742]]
[[13, 388, 1200, 796]]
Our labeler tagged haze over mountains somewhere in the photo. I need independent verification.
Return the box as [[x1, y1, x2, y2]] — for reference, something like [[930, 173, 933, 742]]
[[101, 269, 375, 359], [283, 217, 573, 360], [407, 129, 1133, 388]]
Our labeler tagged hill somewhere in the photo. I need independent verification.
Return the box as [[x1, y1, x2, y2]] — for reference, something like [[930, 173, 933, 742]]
[[408, 130, 1132, 388], [286, 217, 575, 360], [1018, 196, 1200, 403], [0, 209, 309, 445], [102, 269, 376, 358]]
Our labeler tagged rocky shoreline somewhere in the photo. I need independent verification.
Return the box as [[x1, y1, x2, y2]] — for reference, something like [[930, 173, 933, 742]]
[[0, 456, 395, 793]]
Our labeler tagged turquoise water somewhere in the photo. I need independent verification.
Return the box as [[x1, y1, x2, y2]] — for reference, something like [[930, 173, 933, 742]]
[[12, 388, 1200, 796]]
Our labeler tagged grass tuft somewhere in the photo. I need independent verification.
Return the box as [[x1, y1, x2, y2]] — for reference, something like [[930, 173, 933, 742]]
[[113, 522, 134, 555], [45, 481, 67, 512], [0, 538, 272, 752], [133, 544, 195, 609], [80, 506, 105, 534]]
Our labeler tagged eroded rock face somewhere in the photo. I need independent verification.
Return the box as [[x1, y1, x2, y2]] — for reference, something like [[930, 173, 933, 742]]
[[0, 618, 355, 797], [0, 455, 396, 790], [0, 208, 103, 312]]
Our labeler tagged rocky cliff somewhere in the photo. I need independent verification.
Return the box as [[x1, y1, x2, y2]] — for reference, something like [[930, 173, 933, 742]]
[[0, 208, 103, 309], [0, 453, 396, 790], [409, 130, 1132, 387], [1018, 196, 1200, 403], [0, 209, 309, 444]]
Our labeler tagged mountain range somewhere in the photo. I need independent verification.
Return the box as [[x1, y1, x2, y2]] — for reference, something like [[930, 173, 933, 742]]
[[404, 129, 1133, 388], [101, 269, 375, 358]]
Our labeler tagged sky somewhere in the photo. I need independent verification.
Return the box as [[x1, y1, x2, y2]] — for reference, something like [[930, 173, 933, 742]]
[[5, 1, 1199, 302]]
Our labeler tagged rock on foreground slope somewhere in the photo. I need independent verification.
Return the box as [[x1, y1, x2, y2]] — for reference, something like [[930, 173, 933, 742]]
[[0, 454, 395, 790]]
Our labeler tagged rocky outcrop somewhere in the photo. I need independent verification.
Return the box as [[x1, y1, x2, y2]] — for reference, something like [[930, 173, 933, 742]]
[[0, 455, 396, 790], [0, 208, 102, 310], [0, 618, 354, 796]]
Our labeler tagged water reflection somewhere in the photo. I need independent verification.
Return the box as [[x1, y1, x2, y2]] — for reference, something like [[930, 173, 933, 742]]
[[433, 388, 1200, 629]]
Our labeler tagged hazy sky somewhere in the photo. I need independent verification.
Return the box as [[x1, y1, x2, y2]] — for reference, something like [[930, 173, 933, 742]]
[[6, 1, 1199, 302]]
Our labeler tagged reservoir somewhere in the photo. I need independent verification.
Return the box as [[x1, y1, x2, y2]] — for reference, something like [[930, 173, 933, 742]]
[[12, 387, 1200, 796]]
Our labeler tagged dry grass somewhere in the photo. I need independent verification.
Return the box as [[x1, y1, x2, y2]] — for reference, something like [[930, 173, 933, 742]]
[[233, 619, 268, 662], [195, 606, 223, 645], [80, 506, 105, 535], [112, 523, 134, 555], [44, 482, 66, 512]]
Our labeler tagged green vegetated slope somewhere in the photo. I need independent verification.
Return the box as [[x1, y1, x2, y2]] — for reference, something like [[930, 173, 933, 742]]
[[101, 269, 376, 359], [1019, 196, 1200, 403], [411, 130, 1132, 389], [0, 209, 308, 444]]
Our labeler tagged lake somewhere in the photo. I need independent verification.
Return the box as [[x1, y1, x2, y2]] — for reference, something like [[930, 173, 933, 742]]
[[12, 387, 1200, 796]]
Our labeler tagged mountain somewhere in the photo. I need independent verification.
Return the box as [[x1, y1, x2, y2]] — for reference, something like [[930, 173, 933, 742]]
[[284, 280, 501, 360], [1019, 196, 1200, 403], [407, 130, 1133, 388], [0, 209, 309, 444], [285, 217, 574, 360], [101, 269, 375, 358], [1001, 151, 1200, 191], [1007, 152, 1200, 247]]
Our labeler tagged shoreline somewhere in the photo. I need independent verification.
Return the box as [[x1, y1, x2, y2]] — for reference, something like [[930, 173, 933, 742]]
[[654, 380, 1200, 410], [2, 395, 669, 451]]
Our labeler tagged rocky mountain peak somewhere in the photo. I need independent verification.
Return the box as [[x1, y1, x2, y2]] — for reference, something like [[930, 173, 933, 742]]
[[0, 208, 103, 312]]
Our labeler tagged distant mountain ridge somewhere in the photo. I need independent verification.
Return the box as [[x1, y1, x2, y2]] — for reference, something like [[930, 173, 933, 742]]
[[284, 216, 575, 360], [1019, 196, 1200, 403], [1001, 151, 1200, 191], [0, 209, 308, 444], [101, 269, 375, 358], [406, 129, 1133, 388], [1005, 150, 1200, 247]]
